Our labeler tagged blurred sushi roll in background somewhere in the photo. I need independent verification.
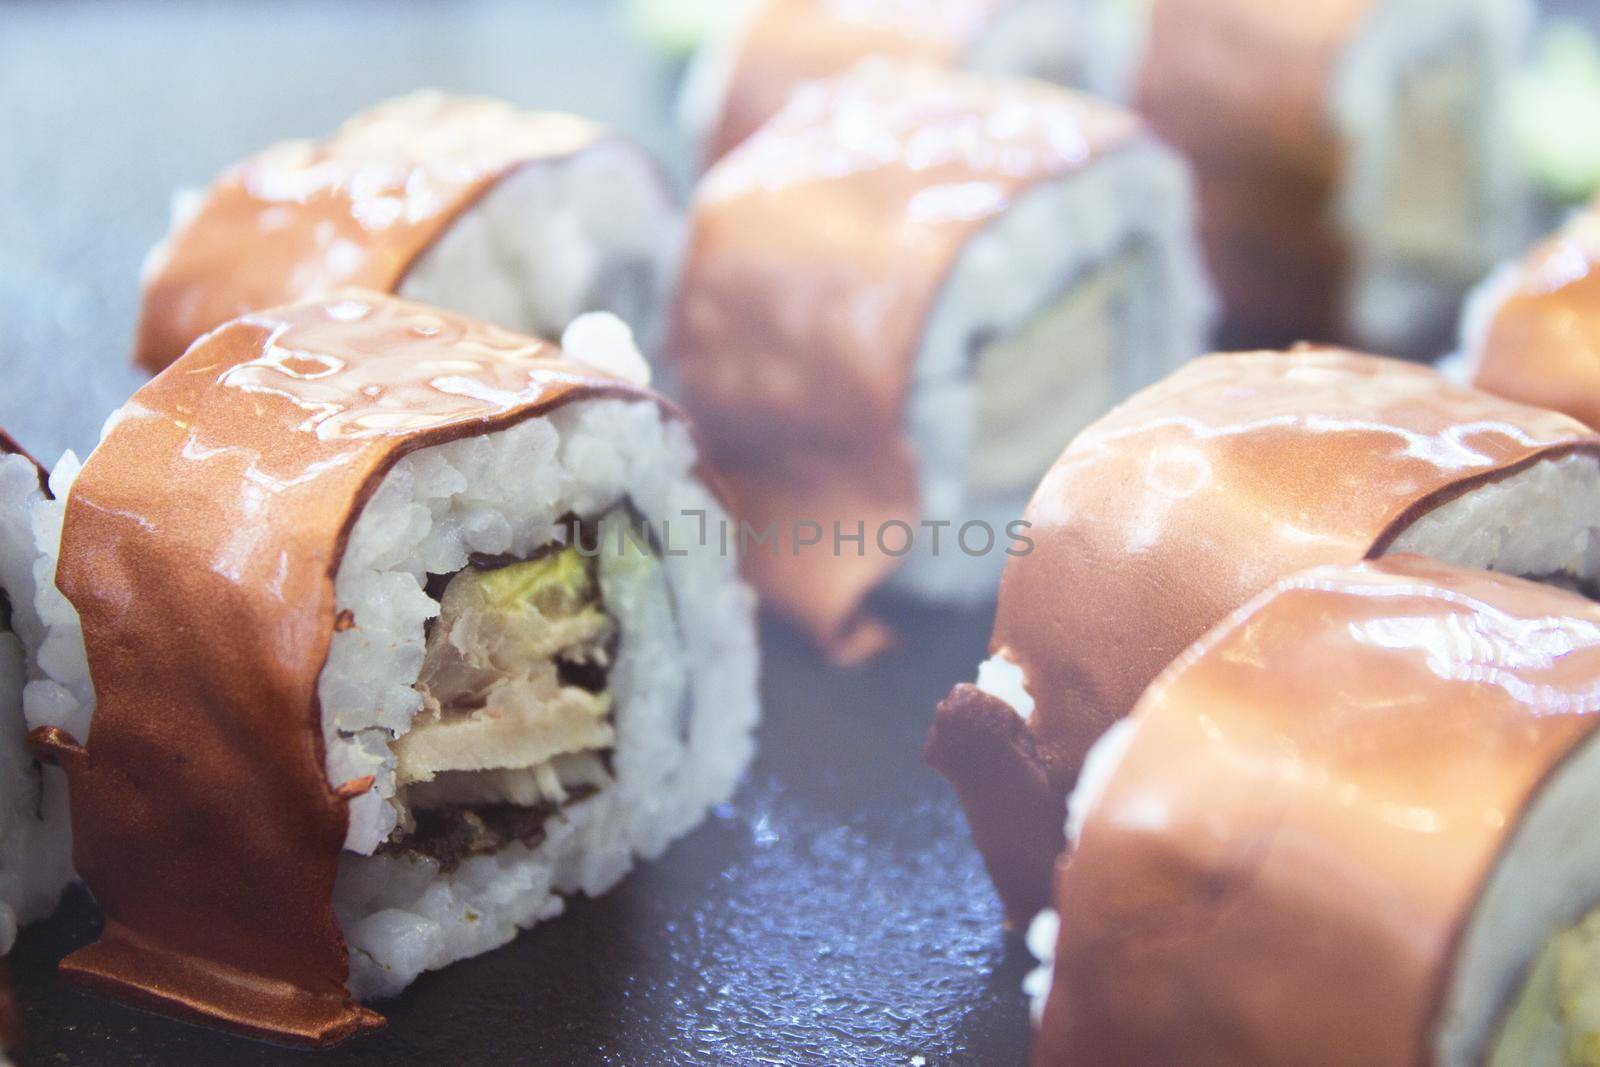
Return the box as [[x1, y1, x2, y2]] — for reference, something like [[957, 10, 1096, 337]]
[[1511, 19, 1600, 207], [1460, 196, 1600, 428], [133, 91, 683, 375], [669, 59, 1213, 662], [1066, 0, 1536, 353], [1031, 557, 1600, 1066], [926, 348, 1600, 921], [0, 433, 71, 968], [28, 293, 759, 1045], [682, 0, 1087, 165]]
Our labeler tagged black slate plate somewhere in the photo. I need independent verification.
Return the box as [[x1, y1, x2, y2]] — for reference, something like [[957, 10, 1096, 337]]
[[1, 0, 1593, 1063]]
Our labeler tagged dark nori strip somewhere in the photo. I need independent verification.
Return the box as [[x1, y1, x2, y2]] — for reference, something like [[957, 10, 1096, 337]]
[[421, 573, 452, 637], [382, 785, 599, 873], [466, 534, 568, 573], [465, 552, 530, 572], [556, 651, 611, 694]]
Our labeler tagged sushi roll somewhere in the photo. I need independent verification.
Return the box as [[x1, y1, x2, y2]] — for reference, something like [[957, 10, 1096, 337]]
[[133, 91, 683, 375], [1034, 557, 1600, 1066], [926, 348, 1600, 921], [1067, 0, 1534, 351], [29, 293, 759, 1045], [669, 59, 1213, 660], [0, 434, 72, 959], [683, 0, 1084, 164], [1461, 197, 1600, 429]]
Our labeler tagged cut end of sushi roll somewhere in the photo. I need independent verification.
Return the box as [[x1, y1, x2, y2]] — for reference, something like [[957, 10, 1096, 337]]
[[1461, 200, 1600, 432], [672, 59, 1213, 658], [1096, 0, 1533, 349], [928, 348, 1600, 923], [682, 0, 1089, 166], [135, 91, 683, 376], [325, 398, 758, 1000], [1036, 558, 1600, 1066], [1331, 0, 1536, 350], [1447, 738, 1600, 1067], [36, 293, 759, 1044], [396, 130, 683, 358], [896, 132, 1214, 606]]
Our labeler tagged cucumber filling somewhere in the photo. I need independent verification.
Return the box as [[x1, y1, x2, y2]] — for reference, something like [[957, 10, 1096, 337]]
[[1493, 906, 1600, 1067], [382, 512, 658, 870]]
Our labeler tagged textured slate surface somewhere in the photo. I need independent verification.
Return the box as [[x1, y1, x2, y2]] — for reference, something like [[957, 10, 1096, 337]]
[[0, 0, 1591, 1064]]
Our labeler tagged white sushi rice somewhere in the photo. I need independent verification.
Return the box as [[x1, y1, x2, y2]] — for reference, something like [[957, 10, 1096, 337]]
[[1438, 728, 1600, 1065], [0, 453, 73, 956], [974, 653, 1034, 721], [1383, 452, 1600, 577], [1022, 906, 1061, 1025], [327, 394, 758, 998], [895, 139, 1214, 605], [1069, 0, 1532, 352], [22, 455, 94, 749], [398, 136, 684, 356], [26, 332, 760, 1001]]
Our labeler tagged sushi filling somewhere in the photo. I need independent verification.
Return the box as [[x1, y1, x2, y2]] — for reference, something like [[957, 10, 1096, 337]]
[[1333, 0, 1528, 346], [1492, 906, 1600, 1066], [383, 524, 650, 871], [969, 246, 1152, 494], [1371, 52, 1477, 265]]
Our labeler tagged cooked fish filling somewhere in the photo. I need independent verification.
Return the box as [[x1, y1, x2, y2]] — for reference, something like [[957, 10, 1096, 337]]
[[970, 247, 1151, 493], [1369, 51, 1479, 266], [1493, 906, 1600, 1066], [385, 533, 638, 865]]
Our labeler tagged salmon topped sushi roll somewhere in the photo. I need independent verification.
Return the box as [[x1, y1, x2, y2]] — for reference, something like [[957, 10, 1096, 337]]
[[135, 92, 683, 374], [670, 60, 1212, 660], [928, 348, 1600, 922], [1034, 558, 1600, 1066], [32, 293, 759, 1045], [1069, 0, 1535, 351]]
